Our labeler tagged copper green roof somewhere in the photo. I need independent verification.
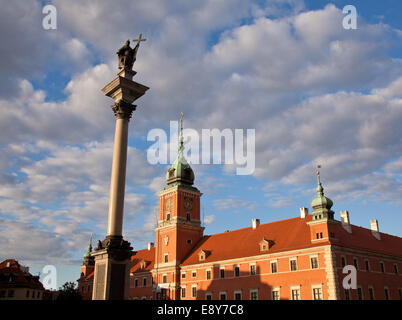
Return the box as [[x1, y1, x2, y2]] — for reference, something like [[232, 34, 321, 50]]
[[166, 113, 195, 186]]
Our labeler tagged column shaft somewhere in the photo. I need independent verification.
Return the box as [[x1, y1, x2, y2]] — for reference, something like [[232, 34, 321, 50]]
[[107, 117, 129, 237]]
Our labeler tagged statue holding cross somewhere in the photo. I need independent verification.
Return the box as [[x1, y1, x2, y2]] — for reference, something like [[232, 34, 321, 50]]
[[116, 34, 146, 70]]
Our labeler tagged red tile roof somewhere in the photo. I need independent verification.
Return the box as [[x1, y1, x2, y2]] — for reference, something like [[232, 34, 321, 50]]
[[333, 223, 402, 258], [0, 259, 44, 290], [181, 215, 329, 266], [130, 247, 155, 273]]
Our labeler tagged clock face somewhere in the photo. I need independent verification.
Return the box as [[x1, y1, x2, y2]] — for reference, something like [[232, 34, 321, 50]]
[[184, 197, 193, 210]]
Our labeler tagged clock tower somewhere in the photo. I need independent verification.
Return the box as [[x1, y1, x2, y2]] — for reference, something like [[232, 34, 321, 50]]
[[153, 114, 204, 300]]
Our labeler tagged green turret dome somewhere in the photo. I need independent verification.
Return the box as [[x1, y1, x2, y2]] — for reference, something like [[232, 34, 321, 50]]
[[310, 170, 334, 220], [166, 113, 195, 186]]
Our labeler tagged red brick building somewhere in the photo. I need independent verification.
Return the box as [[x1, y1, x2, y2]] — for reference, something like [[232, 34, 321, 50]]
[[78, 122, 402, 300], [0, 259, 45, 300]]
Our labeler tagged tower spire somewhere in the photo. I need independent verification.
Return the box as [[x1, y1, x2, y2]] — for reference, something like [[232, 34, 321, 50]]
[[311, 165, 334, 220], [178, 112, 184, 153]]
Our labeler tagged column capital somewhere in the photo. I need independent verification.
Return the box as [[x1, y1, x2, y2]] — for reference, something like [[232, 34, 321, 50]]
[[111, 100, 136, 120]]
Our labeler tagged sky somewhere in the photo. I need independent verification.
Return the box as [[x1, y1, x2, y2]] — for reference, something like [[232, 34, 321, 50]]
[[1, 0, 402, 288]]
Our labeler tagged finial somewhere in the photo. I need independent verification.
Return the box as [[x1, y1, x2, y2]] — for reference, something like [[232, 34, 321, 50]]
[[88, 233, 93, 252], [316, 165, 323, 195], [178, 112, 184, 152]]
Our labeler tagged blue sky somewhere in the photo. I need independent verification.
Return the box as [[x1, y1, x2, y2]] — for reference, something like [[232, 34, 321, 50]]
[[1, 0, 402, 288]]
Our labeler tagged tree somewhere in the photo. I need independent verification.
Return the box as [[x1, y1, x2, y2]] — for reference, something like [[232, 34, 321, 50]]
[[56, 281, 82, 300]]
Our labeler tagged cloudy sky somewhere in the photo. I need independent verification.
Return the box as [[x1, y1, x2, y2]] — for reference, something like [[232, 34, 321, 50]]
[[1, 0, 402, 286]]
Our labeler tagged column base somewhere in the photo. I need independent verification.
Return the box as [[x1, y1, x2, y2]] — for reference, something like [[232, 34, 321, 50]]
[[91, 236, 134, 300]]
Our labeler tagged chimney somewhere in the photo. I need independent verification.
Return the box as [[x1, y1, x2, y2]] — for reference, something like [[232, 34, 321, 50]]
[[370, 219, 381, 240], [300, 207, 308, 219], [147, 242, 154, 250], [252, 218, 260, 230], [340, 210, 352, 233]]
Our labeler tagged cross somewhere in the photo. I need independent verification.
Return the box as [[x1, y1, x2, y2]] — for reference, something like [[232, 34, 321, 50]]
[[316, 164, 321, 176], [133, 33, 146, 45]]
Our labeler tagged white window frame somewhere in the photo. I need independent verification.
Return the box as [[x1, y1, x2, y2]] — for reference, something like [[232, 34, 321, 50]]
[[181, 287, 186, 298], [290, 257, 298, 271], [205, 292, 212, 300], [270, 260, 278, 273], [312, 284, 323, 300], [368, 286, 375, 300], [272, 286, 280, 300], [206, 268, 212, 280], [219, 291, 227, 300], [249, 288, 258, 300], [290, 285, 301, 300], [250, 263, 256, 275], [234, 264, 240, 277], [357, 286, 364, 300], [192, 270, 197, 278], [234, 290, 242, 300], [220, 267, 225, 279], [192, 285, 197, 298], [164, 253, 169, 263], [310, 255, 319, 269]]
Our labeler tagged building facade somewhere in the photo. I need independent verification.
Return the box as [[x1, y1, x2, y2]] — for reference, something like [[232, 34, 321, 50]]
[[0, 259, 45, 300], [78, 121, 402, 300]]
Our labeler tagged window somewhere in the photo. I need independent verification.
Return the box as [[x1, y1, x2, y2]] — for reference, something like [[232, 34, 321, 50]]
[[134, 278, 138, 288], [162, 275, 167, 283], [320, 232, 323, 238], [8, 290, 15, 298], [380, 261, 385, 273], [394, 263, 398, 275], [291, 288, 300, 300], [206, 270, 211, 280], [234, 291, 242, 300], [82, 286, 85, 292], [368, 287, 374, 300], [181, 287, 186, 298], [271, 261, 278, 273], [192, 271, 197, 278], [312, 287, 322, 300], [234, 265, 240, 277], [205, 293, 212, 300], [365, 259, 370, 271], [220, 268, 225, 279], [398, 288, 402, 300], [37, 291, 40, 298], [186, 213, 191, 221], [192, 286, 197, 298], [250, 289, 258, 300], [344, 289, 351, 300], [219, 292, 227, 300], [250, 264, 256, 275], [357, 287, 363, 300], [166, 213, 170, 221], [341, 256, 346, 268], [32, 290, 35, 298], [353, 257, 358, 269], [290, 258, 297, 271], [187, 239, 192, 244], [311, 257, 319, 269], [0, 290, 5, 298], [181, 272, 186, 279], [143, 277, 147, 287], [164, 254, 168, 263], [272, 288, 280, 300], [26, 290, 30, 298], [384, 287, 390, 300]]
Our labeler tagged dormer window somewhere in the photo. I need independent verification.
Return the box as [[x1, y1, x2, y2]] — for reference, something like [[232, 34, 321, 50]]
[[259, 237, 270, 252], [198, 249, 208, 262]]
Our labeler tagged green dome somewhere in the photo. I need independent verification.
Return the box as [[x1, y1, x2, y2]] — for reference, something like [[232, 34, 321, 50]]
[[166, 114, 194, 186], [310, 171, 334, 220]]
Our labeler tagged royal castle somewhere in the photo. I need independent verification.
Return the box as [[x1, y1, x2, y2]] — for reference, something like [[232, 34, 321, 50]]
[[78, 119, 402, 300]]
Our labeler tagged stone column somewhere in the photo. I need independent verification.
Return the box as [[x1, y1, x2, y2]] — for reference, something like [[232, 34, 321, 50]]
[[91, 68, 149, 300]]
